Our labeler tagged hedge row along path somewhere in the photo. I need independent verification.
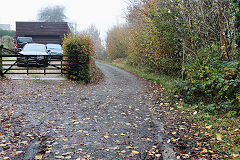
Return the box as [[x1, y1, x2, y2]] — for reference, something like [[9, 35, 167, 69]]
[[1, 62, 213, 159]]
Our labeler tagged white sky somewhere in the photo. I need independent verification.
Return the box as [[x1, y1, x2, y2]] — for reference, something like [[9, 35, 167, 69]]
[[0, 0, 128, 40]]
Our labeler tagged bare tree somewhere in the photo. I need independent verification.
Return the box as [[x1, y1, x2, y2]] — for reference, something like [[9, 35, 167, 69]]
[[80, 25, 107, 60], [37, 5, 67, 22], [80, 25, 101, 44]]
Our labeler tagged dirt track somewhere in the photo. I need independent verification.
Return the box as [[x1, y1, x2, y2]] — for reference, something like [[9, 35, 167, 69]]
[[0, 62, 176, 160]]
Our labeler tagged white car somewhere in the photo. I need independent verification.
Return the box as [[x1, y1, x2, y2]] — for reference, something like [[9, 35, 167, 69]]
[[17, 43, 49, 67]]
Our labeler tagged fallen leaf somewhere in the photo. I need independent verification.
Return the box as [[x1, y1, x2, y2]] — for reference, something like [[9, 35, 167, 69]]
[[35, 141, 41, 145], [55, 156, 64, 159], [202, 148, 208, 153], [132, 150, 139, 154], [208, 150, 214, 153], [193, 111, 197, 115], [16, 151, 23, 154], [35, 153, 42, 160], [21, 141, 28, 145], [155, 154, 161, 157], [62, 152, 72, 156], [171, 138, 177, 142], [206, 125, 212, 129], [232, 154, 240, 158], [126, 146, 134, 149], [216, 133, 222, 141], [65, 156, 71, 159], [27, 134, 33, 137], [121, 150, 126, 153]]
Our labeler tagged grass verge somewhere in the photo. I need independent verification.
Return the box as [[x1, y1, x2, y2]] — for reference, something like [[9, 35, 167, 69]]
[[178, 103, 240, 159]]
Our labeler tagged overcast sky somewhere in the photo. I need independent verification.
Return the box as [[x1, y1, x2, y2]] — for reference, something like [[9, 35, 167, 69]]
[[0, 0, 128, 39]]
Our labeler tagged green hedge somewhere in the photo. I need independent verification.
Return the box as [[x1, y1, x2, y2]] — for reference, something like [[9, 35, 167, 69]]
[[175, 44, 240, 114], [62, 34, 94, 83]]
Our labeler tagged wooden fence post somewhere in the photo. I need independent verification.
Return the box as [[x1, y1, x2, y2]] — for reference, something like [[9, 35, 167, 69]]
[[0, 45, 3, 77]]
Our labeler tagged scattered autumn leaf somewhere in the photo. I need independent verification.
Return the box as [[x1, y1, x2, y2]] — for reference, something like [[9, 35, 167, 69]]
[[132, 150, 140, 154], [205, 125, 212, 129], [216, 133, 223, 141], [34, 153, 42, 160]]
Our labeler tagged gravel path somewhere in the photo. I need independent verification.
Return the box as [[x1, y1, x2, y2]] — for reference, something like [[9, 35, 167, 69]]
[[0, 62, 176, 160]]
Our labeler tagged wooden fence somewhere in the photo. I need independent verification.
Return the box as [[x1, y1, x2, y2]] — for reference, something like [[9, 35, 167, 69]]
[[0, 45, 77, 77]]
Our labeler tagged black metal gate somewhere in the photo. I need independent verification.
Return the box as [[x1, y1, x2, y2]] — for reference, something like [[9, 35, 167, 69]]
[[0, 45, 75, 77]]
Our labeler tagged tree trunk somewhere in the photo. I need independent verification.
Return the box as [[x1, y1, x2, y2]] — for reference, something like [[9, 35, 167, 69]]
[[0, 45, 3, 77]]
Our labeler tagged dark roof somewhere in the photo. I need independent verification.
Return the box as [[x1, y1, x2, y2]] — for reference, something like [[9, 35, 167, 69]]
[[16, 22, 70, 36]]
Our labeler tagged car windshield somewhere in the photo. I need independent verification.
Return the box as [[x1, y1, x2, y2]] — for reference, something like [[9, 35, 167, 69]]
[[23, 44, 46, 52], [18, 38, 33, 43], [47, 44, 62, 50]]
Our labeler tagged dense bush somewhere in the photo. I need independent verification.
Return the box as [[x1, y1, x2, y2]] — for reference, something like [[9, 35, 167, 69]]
[[126, 0, 182, 76], [122, 0, 235, 76], [62, 34, 95, 83], [0, 36, 15, 49], [175, 44, 240, 114]]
